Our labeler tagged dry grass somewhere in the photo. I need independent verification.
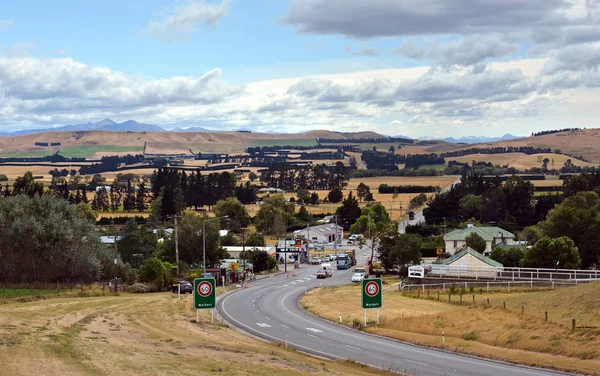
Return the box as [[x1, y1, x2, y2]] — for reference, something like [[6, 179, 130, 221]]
[[0, 292, 384, 376], [449, 152, 597, 170], [302, 282, 600, 375]]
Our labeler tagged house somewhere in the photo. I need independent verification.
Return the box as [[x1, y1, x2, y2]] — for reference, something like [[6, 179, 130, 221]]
[[443, 224, 515, 255], [221, 246, 275, 259], [293, 223, 343, 245], [316, 215, 334, 224], [432, 247, 504, 278]]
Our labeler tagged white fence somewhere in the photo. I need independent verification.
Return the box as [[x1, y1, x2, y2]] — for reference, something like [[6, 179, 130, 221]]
[[401, 279, 585, 293], [424, 264, 600, 282]]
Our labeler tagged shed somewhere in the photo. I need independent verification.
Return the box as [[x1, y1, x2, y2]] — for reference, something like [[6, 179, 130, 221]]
[[439, 247, 503, 278]]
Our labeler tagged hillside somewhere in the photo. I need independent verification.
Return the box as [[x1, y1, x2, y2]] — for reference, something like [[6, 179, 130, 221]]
[[0, 129, 386, 158]]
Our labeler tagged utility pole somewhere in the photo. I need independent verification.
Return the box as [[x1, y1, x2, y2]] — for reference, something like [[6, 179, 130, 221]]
[[306, 221, 310, 261], [334, 215, 338, 255], [174, 216, 179, 279], [113, 222, 118, 293], [242, 228, 246, 275]]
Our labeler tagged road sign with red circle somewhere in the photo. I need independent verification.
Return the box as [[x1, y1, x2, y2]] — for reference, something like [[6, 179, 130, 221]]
[[361, 278, 382, 309], [194, 278, 216, 309]]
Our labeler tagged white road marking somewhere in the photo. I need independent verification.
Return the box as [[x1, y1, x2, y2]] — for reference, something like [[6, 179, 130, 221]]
[[306, 328, 323, 333], [307, 333, 319, 339], [403, 359, 429, 367], [281, 324, 289, 328], [290, 282, 296, 285], [256, 323, 271, 328], [346, 345, 362, 351], [265, 316, 271, 321]]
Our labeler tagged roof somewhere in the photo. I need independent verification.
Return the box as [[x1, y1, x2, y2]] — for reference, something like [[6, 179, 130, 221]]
[[493, 242, 526, 250], [294, 223, 343, 237], [444, 226, 515, 242], [441, 247, 504, 268], [100, 236, 122, 244]]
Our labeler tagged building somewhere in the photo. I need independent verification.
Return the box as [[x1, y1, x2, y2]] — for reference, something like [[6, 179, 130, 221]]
[[443, 224, 515, 255], [258, 187, 285, 194], [431, 247, 504, 278], [221, 246, 275, 259], [293, 223, 343, 245]]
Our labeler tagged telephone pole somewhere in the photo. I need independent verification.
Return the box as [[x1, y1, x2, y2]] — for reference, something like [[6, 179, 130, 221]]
[[174, 216, 179, 278]]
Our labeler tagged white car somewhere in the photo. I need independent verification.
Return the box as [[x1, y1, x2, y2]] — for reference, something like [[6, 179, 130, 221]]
[[310, 257, 322, 265], [351, 273, 365, 282]]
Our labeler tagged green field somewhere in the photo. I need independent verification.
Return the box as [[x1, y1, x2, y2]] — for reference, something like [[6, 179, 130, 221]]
[[0, 288, 56, 299], [250, 139, 318, 148], [418, 163, 447, 171], [58, 145, 143, 158]]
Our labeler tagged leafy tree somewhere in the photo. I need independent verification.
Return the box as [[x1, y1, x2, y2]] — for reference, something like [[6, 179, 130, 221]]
[[490, 247, 524, 267], [255, 195, 295, 235], [117, 219, 156, 268], [92, 186, 110, 212], [458, 194, 483, 219], [245, 232, 265, 247], [0, 195, 109, 283], [248, 172, 258, 182], [309, 192, 319, 205], [327, 187, 343, 203], [213, 197, 250, 232], [541, 191, 600, 268], [356, 182, 370, 202], [220, 232, 238, 246], [521, 236, 581, 269], [379, 233, 422, 275], [249, 250, 276, 273], [523, 225, 544, 245], [123, 179, 136, 211], [138, 256, 172, 291], [136, 181, 148, 212], [465, 232, 487, 253], [335, 191, 361, 228], [410, 193, 428, 210], [296, 189, 311, 205], [13, 171, 44, 197], [296, 205, 312, 223], [75, 202, 97, 222]]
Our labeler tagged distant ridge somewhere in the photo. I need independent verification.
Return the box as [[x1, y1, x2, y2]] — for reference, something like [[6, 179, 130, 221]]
[[419, 133, 521, 144], [0, 118, 165, 136]]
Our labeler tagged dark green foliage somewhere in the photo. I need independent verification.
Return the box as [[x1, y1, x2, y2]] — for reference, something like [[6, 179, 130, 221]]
[[521, 236, 581, 269], [336, 192, 361, 229], [378, 184, 438, 194], [465, 233, 487, 253], [327, 187, 343, 203], [490, 247, 524, 267], [245, 232, 265, 247]]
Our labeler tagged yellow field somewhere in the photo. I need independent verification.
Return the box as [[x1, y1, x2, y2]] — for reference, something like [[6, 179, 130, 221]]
[[302, 282, 600, 375], [449, 153, 598, 170], [0, 292, 383, 376], [530, 179, 564, 187]]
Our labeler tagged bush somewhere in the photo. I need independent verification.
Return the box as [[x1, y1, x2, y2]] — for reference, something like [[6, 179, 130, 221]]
[[127, 283, 153, 293]]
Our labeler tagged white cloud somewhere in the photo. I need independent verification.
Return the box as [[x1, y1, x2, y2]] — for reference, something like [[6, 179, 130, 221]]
[[145, 0, 230, 42], [390, 120, 403, 125], [345, 46, 380, 56], [4, 41, 36, 58], [0, 20, 13, 31]]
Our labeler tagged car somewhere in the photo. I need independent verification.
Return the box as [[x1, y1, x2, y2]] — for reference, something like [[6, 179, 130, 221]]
[[310, 257, 322, 265], [172, 281, 193, 294], [351, 273, 365, 283], [316, 270, 329, 279]]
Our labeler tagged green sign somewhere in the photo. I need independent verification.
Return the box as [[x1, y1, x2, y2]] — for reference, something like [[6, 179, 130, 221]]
[[361, 278, 382, 309], [194, 278, 216, 310]]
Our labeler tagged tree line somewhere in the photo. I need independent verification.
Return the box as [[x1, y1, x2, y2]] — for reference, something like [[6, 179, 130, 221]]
[[531, 128, 581, 137], [258, 162, 350, 191], [318, 137, 413, 144], [440, 146, 553, 158], [79, 154, 145, 175]]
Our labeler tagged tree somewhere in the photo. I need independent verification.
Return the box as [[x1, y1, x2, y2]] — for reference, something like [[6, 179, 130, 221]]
[[92, 186, 110, 212], [309, 192, 319, 205], [378, 233, 422, 275], [248, 172, 258, 182], [89, 174, 106, 190], [138, 256, 172, 291], [213, 197, 250, 232], [75, 202, 97, 222], [410, 193, 428, 210], [136, 181, 148, 212], [336, 191, 361, 228], [249, 250, 276, 273], [255, 195, 295, 235], [117, 219, 156, 268], [245, 232, 265, 247], [296, 189, 311, 205], [521, 236, 581, 269], [327, 187, 343, 203], [0, 195, 109, 283], [523, 225, 544, 245], [490, 247, 524, 267], [296, 205, 312, 223], [542, 191, 600, 268], [465, 232, 486, 253], [356, 182, 370, 202], [13, 171, 44, 197], [458, 194, 483, 219], [542, 157, 550, 170]]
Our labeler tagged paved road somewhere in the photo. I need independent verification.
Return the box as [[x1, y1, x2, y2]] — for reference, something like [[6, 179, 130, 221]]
[[218, 248, 565, 375]]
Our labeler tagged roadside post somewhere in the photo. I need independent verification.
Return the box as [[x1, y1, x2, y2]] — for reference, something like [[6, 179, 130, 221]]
[[361, 278, 382, 326], [194, 278, 216, 324]]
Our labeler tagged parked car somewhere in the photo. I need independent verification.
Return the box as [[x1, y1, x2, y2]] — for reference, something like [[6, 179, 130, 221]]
[[316, 270, 329, 279], [347, 234, 364, 244], [351, 273, 365, 283], [310, 257, 322, 265], [172, 281, 193, 294]]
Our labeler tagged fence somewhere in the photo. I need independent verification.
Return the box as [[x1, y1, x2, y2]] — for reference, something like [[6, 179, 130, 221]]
[[424, 264, 600, 282], [0, 281, 121, 301], [400, 280, 584, 294]]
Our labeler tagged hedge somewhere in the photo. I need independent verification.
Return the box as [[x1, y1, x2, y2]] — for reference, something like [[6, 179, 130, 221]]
[[378, 184, 439, 194]]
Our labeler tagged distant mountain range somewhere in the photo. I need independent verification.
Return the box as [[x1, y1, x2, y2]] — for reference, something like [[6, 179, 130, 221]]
[[419, 133, 522, 144], [0, 118, 168, 136]]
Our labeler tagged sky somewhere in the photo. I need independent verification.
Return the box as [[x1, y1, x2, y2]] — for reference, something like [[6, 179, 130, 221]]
[[0, 0, 600, 138]]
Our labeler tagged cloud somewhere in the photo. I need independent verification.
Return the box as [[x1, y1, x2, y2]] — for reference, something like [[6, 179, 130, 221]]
[[4, 41, 36, 58], [393, 36, 520, 66], [390, 120, 403, 125], [0, 20, 12, 31], [345, 46, 380, 56], [145, 0, 230, 42]]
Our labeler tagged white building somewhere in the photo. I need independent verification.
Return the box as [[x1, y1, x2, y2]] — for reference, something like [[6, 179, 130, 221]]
[[293, 223, 343, 245], [430, 247, 504, 279], [221, 246, 275, 259], [443, 224, 515, 255]]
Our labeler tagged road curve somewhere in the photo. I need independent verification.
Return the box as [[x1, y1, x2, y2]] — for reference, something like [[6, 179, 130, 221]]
[[217, 263, 566, 375]]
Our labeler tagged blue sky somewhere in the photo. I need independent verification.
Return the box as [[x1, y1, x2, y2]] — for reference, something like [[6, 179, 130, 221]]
[[0, 0, 599, 137]]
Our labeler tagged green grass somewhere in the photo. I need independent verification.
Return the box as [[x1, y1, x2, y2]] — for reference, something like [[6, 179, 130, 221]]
[[0, 151, 54, 158], [58, 145, 143, 158], [0, 288, 56, 299], [418, 163, 447, 171], [250, 139, 318, 148]]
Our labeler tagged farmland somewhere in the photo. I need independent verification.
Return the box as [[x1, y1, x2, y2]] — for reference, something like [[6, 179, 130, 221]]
[[303, 282, 600, 375], [250, 139, 319, 148]]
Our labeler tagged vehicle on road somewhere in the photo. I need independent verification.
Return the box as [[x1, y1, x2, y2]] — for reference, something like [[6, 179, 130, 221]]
[[354, 267, 368, 278], [316, 270, 330, 279], [347, 234, 364, 244], [322, 255, 332, 262], [171, 281, 193, 294], [310, 257, 322, 265], [351, 272, 365, 282], [320, 263, 333, 277]]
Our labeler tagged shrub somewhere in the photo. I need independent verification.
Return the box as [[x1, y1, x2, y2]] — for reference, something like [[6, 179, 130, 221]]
[[127, 283, 153, 293], [462, 331, 478, 341]]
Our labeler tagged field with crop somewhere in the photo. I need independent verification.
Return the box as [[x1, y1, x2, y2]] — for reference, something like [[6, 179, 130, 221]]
[[250, 139, 319, 148], [0, 292, 381, 376], [448, 152, 598, 170], [58, 145, 144, 158], [302, 282, 600, 375]]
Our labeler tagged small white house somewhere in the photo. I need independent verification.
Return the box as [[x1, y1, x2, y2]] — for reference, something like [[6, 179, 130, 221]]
[[293, 223, 343, 245], [436, 247, 504, 278], [443, 224, 515, 255]]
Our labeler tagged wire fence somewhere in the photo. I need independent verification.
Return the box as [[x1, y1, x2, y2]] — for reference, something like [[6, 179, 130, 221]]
[[0, 281, 121, 301]]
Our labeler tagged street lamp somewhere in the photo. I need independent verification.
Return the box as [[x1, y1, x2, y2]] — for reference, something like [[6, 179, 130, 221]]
[[203, 215, 228, 276]]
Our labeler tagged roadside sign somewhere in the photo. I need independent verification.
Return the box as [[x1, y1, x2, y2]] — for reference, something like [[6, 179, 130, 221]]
[[194, 278, 216, 309], [361, 278, 382, 309]]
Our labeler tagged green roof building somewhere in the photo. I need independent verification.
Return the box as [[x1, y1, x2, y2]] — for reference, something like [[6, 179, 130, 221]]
[[443, 224, 515, 255]]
